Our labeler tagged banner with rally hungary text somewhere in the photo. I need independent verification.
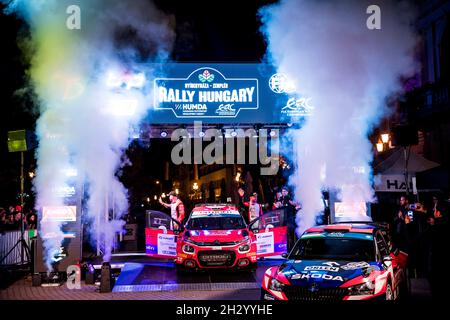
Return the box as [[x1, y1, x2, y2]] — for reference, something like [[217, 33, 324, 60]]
[[146, 64, 314, 124]]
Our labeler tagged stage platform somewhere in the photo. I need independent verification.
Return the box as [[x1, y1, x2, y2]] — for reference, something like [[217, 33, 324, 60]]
[[88, 253, 283, 293]]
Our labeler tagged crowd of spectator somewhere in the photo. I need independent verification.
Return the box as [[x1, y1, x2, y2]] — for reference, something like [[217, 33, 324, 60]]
[[0, 205, 37, 233], [392, 194, 450, 299]]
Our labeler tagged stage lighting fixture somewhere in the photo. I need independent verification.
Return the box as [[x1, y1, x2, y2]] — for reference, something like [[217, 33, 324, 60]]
[[160, 130, 168, 138], [231, 131, 238, 137], [199, 131, 205, 137], [270, 130, 277, 137]]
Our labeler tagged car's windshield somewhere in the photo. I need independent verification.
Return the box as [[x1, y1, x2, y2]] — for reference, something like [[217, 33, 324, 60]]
[[187, 216, 246, 230], [289, 237, 375, 261]]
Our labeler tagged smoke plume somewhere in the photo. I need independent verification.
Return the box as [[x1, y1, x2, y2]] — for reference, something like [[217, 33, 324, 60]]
[[2, 0, 174, 269], [260, 0, 418, 233]]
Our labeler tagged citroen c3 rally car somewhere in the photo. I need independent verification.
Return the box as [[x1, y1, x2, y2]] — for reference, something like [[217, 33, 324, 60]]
[[145, 204, 289, 270], [175, 204, 257, 270], [261, 223, 409, 301]]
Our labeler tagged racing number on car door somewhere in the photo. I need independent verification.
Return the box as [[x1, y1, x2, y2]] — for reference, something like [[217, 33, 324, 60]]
[[145, 210, 180, 258], [249, 208, 288, 258]]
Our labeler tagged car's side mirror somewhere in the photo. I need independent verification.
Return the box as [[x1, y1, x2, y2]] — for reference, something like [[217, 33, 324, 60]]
[[281, 253, 289, 259]]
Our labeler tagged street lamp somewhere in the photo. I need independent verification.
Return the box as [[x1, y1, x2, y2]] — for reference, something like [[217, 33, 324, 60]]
[[376, 133, 392, 153], [376, 141, 384, 153], [381, 133, 390, 144]]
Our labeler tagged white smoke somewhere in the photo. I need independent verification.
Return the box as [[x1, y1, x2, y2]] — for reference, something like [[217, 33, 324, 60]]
[[3, 0, 174, 268], [260, 0, 418, 233]]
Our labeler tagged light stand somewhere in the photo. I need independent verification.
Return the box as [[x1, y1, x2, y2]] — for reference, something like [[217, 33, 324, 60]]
[[0, 150, 31, 266], [403, 146, 411, 196]]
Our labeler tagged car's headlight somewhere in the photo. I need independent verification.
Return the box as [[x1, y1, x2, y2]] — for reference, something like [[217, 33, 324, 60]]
[[348, 280, 375, 295], [182, 244, 195, 254], [238, 244, 250, 253], [269, 278, 285, 292]]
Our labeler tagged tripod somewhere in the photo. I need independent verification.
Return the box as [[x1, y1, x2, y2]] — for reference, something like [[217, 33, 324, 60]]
[[0, 213, 31, 267], [0, 152, 31, 267]]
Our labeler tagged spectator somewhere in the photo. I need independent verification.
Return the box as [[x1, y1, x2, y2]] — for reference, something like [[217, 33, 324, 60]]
[[272, 191, 282, 209], [248, 193, 263, 223], [26, 210, 37, 230], [237, 186, 250, 223], [5, 213, 17, 230], [0, 207, 6, 232], [393, 195, 409, 251], [159, 191, 185, 230], [279, 187, 301, 250], [426, 199, 449, 300]]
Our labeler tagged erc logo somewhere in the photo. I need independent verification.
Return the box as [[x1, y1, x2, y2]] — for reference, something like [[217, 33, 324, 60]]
[[199, 70, 215, 83]]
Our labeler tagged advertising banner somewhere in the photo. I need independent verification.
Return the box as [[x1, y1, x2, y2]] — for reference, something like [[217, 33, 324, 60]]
[[374, 174, 414, 192], [148, 64, 313, 124], [256, 226, 288, 257], [42, 206, 77, 222], [145, 228, 177, 258]]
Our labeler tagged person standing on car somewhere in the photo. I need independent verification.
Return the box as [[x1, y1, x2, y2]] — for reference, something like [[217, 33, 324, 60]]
[[159, 191, 185, 230], [248, 193, 263, 223]]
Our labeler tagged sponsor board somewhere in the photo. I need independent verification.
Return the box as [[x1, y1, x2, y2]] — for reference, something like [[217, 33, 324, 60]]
[[149, 64, 314, 124], [145, 228, 177, 258], [157, 233, 177, 256], [256, 232, 275, 255], [340, 261, 371, 270], [304, 265, 339, 272], [42, 206, 77, 222], [154, 67, 258, 119]]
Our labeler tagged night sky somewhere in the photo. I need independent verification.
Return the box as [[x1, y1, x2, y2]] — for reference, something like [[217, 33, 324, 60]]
[[0, 0, 277, 205]]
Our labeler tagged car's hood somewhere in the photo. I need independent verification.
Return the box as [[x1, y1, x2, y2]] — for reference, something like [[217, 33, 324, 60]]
[[277, 259, 381, 287], [186, 229, 246, 243]]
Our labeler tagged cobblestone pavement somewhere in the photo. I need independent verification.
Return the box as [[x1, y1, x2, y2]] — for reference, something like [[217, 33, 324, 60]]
[[0, 276, 431, 301], [0, 277, 260, 300]]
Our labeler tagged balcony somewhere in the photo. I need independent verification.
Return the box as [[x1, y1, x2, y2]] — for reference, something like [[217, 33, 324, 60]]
[[406, 81, 450, 118]]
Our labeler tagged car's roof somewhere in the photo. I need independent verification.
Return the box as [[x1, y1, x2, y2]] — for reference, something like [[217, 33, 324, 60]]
[[190, 204, 241, 218], [302, 223, 378, 240]]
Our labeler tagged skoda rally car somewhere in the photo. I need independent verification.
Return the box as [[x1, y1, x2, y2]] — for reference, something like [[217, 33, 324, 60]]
[[261, 223, 409, 301]]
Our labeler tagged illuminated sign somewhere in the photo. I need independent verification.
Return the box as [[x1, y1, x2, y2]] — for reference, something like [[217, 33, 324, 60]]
[[334, 202, 367, 218], [154, 67, 258, 118], [148, 64, 314, 124], [42, 206, 77, 222]]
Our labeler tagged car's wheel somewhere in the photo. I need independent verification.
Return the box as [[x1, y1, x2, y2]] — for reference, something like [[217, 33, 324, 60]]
[[385, 283, 394, 300], [260, 289, 266, 300]]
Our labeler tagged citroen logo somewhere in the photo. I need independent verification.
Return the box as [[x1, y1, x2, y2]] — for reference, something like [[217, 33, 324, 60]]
[[213, 240, 220, 246]]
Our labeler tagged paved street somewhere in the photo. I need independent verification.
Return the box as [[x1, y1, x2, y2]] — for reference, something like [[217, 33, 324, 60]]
[[0, 276, 259, 300], [0, 275, 431, 300]]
